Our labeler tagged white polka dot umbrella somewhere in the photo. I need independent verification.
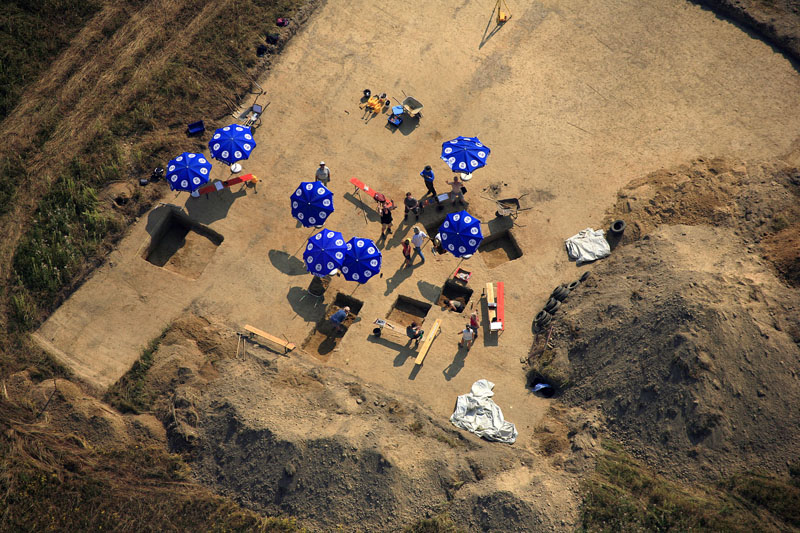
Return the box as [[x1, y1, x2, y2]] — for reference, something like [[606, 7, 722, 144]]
[[303, 228, 346, 277], [439, 210, 483, 258], [208, 124, 256, 165], [291, 182, 334, 227], [440, 136, 491, 172], [165, 152, 211, 192], [341, 237, 382, 284]]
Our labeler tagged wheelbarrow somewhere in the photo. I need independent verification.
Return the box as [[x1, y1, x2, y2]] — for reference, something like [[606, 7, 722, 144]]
[[401, 96, 423, 117], [494, 194, 531, 220]]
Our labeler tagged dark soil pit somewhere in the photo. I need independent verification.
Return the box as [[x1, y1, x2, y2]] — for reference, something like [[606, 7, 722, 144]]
[[387, 296, 431, 326], [302, 293, 364, 360], [422, 215, 447, 238], [478, 229, 522, 268], [437, 279, 474, 310], [143, 209, 223, 279]]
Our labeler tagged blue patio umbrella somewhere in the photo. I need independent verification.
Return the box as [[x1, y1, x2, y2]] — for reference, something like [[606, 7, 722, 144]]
[[341, 237, 382, 283], [166, 152, 212, 192], [440, 136, 491, 173], [439, 210, 483, 257], [291, 182, 334, 227], [303, 229, 346, 277], [208, 124, 256, 164]]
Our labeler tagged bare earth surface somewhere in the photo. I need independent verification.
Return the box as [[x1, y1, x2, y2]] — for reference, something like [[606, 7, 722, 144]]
[[30, 0, 800, 529]]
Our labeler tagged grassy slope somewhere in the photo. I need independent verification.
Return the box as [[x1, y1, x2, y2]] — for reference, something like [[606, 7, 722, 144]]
[[580, 440, 800, 532]]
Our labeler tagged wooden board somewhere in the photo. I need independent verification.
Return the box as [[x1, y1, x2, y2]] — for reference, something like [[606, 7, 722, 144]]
[[373, 318, 407, 341], [486, 282, 497, 322], [244, 324, 296, 352], [415, 319, 441, 366]]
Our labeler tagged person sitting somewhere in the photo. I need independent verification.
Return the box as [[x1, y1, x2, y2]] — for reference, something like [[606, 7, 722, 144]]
[[329, 306, 350, 333], [406, 322, 424, 346], [404, 192, 421, 220], [446, 299, 464, 312]]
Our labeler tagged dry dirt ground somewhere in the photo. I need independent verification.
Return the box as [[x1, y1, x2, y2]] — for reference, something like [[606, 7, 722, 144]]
[[28, 0, 800, 530]]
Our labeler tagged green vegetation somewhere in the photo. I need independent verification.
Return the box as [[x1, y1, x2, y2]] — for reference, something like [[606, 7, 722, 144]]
[[0, 399, 302, 532], [12, 171, 120, 316], [723, 473, 800, 528], [580, 440, 798, 532], [405, 513, 464, 533], [104, 331, 167, 414]]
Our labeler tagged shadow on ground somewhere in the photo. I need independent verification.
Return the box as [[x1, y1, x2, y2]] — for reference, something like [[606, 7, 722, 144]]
[[269, 249, 307, 275]]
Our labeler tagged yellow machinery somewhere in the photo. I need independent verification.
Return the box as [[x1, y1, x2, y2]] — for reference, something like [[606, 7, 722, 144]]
[[496, 0, 512, 23]]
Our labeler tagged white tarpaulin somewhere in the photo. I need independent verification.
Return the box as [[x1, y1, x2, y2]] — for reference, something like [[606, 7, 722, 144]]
[[450, 379, 517, 444], [565, 228, 610, 265]]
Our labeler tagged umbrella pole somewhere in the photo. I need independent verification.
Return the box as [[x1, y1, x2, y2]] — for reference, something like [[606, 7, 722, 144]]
[[350, 284, 360, 295]]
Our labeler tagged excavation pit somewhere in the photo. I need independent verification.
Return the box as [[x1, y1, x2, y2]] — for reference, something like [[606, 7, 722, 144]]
[[143, 209, 223, 279], [302, 293, 364, 360], [387, 296, 431, 326], [479, 229, 523, 268], [438, 279, 474, 311]]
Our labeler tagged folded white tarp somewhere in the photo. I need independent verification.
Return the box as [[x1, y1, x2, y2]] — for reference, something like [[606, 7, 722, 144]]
[[450, 379, 517, 444], [565, 228, 610, 265]]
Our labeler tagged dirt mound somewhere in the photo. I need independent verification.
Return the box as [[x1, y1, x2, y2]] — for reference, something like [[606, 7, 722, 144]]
[[534, 224, 800, 481], [135, 313, 584, 532], [606, 157, 800, 286]]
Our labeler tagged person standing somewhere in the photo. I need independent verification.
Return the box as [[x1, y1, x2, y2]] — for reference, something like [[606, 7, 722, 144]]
[[469, 311, 480, 338], [411, 226, 428, 264], [379, 201, 396, 238], [315, 161, 331, 185], [420, 165, 439, 202], [447, 175, 465, 205], [458, 324, 475, 349], [406, 321, 424, 347], [404, 192, 420, 220], [401, 238, 412, 268]]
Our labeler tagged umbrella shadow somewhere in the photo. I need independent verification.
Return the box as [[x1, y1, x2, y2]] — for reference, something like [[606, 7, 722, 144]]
[[384, 263, 417, 296], [443, 347, 469, 381], [269, 249, 307, 275], [343, 192, 380, 222], [417, 280, 441, 303], [184, 185, 248, 224], [286, 286, 327, 322]]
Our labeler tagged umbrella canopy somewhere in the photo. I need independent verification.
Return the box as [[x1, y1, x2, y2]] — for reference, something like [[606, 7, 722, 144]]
[[439, 210, 483, 257], [440, 136, 491, 172], [291, 182, 334, 227], [209, 124, 256, 164], [341, 237, 381, 283], [166, 152, 212, 192], [303, 229, 346, 277]]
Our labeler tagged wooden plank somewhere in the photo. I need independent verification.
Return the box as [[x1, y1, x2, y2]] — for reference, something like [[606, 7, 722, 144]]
[[244, 324, 296, 351], [496, 282, 505, 331], [486, 282, 497, 322], [415, 319, 441, 366]]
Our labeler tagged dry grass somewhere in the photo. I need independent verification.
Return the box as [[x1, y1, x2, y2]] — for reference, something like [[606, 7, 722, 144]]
[[0, 397, 302, 532], [0, 0, 309, 337], [579, 440, 797, 532]]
